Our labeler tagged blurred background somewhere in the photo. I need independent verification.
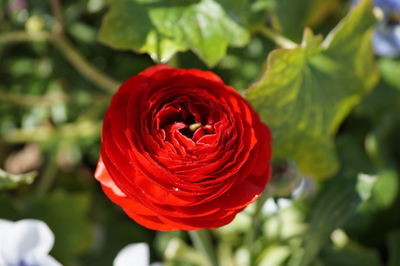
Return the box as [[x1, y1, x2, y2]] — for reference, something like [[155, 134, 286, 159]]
[[0, 0, 400, 265]]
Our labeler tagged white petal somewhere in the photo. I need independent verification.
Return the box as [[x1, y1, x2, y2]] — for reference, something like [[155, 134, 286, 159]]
[[0, 219, 13, 235], [263, 198, 293, 215], [0, 219, 14, 265], [113, 243, 149, 266], [1, 219, 55, 265], [0, 219, 13, 245], [263, 198, 279, 215], [292, 178, 306, 198], [277, 199, 293, 210]]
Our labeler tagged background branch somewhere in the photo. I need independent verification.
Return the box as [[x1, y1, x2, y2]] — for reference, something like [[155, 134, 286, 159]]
[[0, 30, 120, 93]]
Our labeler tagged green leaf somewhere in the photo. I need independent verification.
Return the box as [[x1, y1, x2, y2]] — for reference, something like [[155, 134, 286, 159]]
[[27, 191, 93, 265], [370, 168, 398, 209], [345, 169, 400, 236], [216, 0, 274, 31], [0, 168, 37, 190], [164, 238, 209, 266], [379, 58, 400, 91], [98, 0, 186, 63], [98, 0, 249, 66], [263, 203, 306, 241], [356, 173, 377, 201], [245, 0, 378, 178], [257, 245, 291, 266], [217, 241, 237, 266]]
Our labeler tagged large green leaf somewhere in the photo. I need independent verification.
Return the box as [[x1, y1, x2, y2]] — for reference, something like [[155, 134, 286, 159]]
[[245, 0, 378, 178], [98, 0, 249, 66]]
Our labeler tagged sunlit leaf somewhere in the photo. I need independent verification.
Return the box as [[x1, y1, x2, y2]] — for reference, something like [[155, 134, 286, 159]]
[[98, 0, 249, 66], [257, 245, 291, 266], [245, 0, 378, 178], [356, 173, 377, 201], [164, 238, 208, 266]]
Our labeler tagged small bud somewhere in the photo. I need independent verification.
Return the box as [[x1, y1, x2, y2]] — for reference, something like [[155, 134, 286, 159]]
[[25, 16, 44, 35], [373, 7, 384, 21]]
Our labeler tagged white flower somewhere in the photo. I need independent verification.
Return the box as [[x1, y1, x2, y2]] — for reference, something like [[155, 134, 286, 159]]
[[0, 219, 61, 266], [263, 198, 293, 215], [113, 243, 162, 266], [263, 178, 314, 215]]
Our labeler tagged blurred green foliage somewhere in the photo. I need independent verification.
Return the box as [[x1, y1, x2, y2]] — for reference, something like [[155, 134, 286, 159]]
[[1, 0, 400, 265]]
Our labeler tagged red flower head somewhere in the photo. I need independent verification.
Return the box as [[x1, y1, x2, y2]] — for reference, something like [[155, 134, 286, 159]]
[[95, 65, 272, 231]]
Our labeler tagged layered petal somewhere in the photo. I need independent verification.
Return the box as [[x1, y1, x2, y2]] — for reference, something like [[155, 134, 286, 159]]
[[95, 65, 272, 231]]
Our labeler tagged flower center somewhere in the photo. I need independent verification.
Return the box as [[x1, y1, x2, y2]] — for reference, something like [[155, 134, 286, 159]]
[[177, 112, 201, 138], [189, 122, 202, 132], [178, 122, 202, 138], [155, 99, 218, 142]]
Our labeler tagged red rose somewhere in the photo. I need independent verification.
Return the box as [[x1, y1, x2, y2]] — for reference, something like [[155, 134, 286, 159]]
[[95, 65, 272, 231]]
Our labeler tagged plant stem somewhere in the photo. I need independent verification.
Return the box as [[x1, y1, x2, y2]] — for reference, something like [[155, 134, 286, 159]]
[[189, 230, 219, 266], [0, 30, 120, 93], [3, 120, 101, 143], [0, 90, 69, 107], [246, 191, 269, 245], [0, 31, 50, 43], [50, 33, 120, 93], [49, 0, 119, 92], [51, 0, 64, 34], [35, 152, 59, 198], [245, 190, 271, 265], [258, 26, 297, 49]]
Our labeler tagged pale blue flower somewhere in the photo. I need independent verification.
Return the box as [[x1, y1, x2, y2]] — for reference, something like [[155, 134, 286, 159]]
[[373, 0, 400, 57], [0, 219, 61, 266]]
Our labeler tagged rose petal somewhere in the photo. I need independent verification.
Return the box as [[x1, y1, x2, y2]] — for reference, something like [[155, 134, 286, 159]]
[[95, 65, 273, 231]]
